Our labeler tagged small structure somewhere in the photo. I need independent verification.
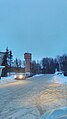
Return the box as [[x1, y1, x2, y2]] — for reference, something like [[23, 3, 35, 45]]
[[24, 53, 32, 73], [0, 52, 5, 78], [0, 66, 5, 78]]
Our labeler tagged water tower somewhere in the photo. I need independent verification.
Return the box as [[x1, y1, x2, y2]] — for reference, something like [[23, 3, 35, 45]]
[[24, 53, 32, 73]]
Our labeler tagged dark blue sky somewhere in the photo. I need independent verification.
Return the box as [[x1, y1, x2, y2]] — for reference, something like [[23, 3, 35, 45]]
[[0, 0, 67, 61]]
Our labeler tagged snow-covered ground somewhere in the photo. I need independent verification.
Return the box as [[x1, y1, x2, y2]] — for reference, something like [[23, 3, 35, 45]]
[[32, 74, 44, 77], [0, 74, 67, 119], [41, 106, 67, 119], [0, 74, 44, 85], [52, 74, 67, 84], [0, 73, 67, 85], [0, 75, 16, 84]]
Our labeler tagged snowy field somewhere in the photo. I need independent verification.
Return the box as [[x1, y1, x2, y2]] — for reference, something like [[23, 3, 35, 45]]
[[0, 74, 67, 119]]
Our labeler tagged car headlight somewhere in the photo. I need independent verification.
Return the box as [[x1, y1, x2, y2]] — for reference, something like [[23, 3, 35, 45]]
[[18, 75, 23, 79]]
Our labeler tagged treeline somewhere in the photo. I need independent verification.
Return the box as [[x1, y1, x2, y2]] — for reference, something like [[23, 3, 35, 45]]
[[2, 47, 23, 76], [31, 54, 67, 74], [1, 47, 67, 76]]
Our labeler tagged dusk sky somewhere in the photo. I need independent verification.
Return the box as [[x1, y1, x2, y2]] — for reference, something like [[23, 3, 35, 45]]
[[0, 0, 67, 61]]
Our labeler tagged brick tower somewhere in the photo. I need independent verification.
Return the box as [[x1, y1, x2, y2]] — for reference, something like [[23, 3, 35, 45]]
[[24, 53, 32, 73]]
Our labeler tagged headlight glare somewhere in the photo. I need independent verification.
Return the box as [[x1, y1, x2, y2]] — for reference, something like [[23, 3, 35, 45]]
[[19, 75, 23, 79]]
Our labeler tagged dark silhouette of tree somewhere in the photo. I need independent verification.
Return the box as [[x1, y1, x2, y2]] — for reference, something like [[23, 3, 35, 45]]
[[15, 58, 19, 68], [18, 59, 22, 68], [54, 58, 59, 71], [2, 47, 9, 76], [31, 61, 42, 74], [2, 47, 9, 67], [42, 57, 55, 74], [59, 54, 67, 72], [55, 54, 67, 72], [9, 50, 13, 67], [31, 61, 37, 74], [36, 63, 42, 74], [42, 58, 49, 74], [49, 58, 55, 73], [15, 58, 22, 68]]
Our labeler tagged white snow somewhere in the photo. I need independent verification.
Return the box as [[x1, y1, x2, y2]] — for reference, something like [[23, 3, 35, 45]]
[[0, 74, 45, 85], [32, 74, 44, 77], [0, 76, 16, 84], [0, 74, 67, 119], [52, 74, 67, 84], [6, 107, 40, 119], [41, 107, 67, 119], [0, 73, 67, 85]]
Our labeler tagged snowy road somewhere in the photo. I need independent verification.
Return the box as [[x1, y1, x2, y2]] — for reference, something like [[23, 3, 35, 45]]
[[0, 74, 67, 119]]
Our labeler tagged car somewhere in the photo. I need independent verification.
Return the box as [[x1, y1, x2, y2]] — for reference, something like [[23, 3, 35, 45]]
[[14, 73, 26, 80], [25, 72, 34, 78]]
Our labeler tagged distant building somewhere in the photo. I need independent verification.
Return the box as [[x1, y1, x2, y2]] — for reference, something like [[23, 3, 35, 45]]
[[0, 52, 5, 78], [24, 53, 32, 73]]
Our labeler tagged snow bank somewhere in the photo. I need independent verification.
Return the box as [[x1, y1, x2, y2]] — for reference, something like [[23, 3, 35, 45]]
[[32, 74, 44, 77], [0, 76, 16, 84], [52, 74, 67, 84], [41, 107, 67, 119]]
